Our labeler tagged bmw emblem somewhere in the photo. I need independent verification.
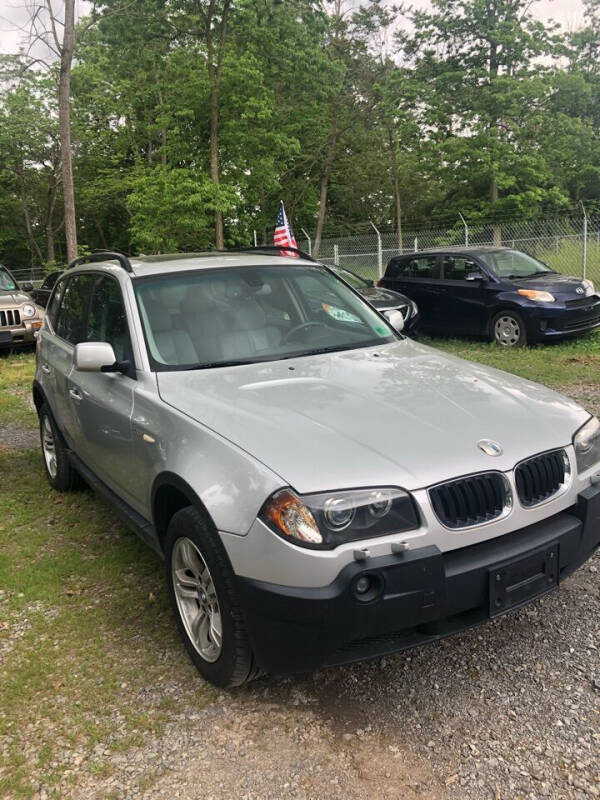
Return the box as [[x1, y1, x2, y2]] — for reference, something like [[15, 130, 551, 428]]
[[576, 287, 585, 295], [478, 439, 503, 456]]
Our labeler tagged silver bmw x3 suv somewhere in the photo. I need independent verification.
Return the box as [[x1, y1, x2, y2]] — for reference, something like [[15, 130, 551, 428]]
[[33, 248, 600, 687]]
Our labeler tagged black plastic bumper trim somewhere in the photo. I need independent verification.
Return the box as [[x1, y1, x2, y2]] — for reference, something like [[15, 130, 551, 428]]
[[236, 486, 600, 675]]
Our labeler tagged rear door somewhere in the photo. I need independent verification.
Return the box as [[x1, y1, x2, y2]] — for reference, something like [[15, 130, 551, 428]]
[[384, 255, 444, 328], [436, 254, 490, 335], [39, 274, 96, 446]]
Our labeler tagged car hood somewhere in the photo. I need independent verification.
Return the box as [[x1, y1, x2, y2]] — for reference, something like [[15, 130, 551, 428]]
[[358, 287, 410, 309], [156, 339, 589, 494], [511, 273, 594, 298], [0, 290, 30, 307]]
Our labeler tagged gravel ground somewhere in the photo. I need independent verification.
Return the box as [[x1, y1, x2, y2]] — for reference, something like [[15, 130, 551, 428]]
[[4, 389, 600, 800]]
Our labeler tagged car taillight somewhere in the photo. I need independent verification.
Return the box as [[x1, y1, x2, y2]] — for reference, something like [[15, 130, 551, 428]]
[[376, 279, 383, 287]]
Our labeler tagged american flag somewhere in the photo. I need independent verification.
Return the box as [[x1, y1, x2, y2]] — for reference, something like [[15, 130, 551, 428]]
[[273, 200, 299, 256]]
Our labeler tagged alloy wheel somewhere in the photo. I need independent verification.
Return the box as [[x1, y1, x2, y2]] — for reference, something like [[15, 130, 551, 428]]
[[42, 415, 58, 479], [171, 537, 223, 662]]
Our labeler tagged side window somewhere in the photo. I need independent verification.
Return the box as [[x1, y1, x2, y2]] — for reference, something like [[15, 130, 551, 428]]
[[45, 277, 67, 329], [397, 256, 441, 279], [87, 276, 133, 363], [442, 256, 479, 281], [54, 275, 96, 344]]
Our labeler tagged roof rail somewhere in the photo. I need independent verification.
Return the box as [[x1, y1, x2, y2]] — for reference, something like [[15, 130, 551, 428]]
[[69, 250, 133, 273], [226, 245, 316, 262]]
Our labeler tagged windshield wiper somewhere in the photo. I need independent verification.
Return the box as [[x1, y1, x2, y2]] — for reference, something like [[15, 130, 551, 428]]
[[187, 358, 260, 370], [506, 270, 555, 279]]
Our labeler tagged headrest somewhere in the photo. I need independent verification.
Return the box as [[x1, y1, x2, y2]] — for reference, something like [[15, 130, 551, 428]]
[[231, 295, 266, 330], [180, 284, 220, 313]]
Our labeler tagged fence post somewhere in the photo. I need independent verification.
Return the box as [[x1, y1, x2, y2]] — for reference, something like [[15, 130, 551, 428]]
[[253, 230, 258, 247], [333, 244, 339, 266], [414, 237, 418, 252], [300, 227, 312, 256], [581, 201, 588, 280], [458, 212, 469, 246], [370, 221, 383, 278]]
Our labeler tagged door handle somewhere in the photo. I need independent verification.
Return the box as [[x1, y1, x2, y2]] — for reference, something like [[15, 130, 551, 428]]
[[69, 388, 82, 402], [41, 364, 51, 374]]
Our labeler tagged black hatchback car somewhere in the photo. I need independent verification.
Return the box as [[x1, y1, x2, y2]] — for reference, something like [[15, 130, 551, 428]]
[[379, 247, 600, 346]]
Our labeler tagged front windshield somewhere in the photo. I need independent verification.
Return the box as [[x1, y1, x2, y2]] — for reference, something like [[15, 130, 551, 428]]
[[477, 249, 553, 279], [335, 268, 367, 289], [135, 264, 397, 370], [0, 267, 17, 291]]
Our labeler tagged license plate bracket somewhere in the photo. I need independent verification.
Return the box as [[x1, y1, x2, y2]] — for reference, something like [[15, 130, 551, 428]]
[[489, 543, 559, 618]]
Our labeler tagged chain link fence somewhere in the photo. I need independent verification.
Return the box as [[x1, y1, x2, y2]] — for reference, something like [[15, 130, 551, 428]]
[[303, 211, 600, 285]]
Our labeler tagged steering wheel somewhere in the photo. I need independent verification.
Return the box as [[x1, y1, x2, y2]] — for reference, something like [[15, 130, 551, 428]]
[[283, 321, 329, 343]]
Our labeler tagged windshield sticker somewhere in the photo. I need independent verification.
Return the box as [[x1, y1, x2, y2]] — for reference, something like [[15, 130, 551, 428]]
[[321, 302, 361, 324]]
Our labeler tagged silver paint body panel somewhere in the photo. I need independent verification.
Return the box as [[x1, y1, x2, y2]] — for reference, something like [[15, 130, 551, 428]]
[[35, 255, 596, 589]]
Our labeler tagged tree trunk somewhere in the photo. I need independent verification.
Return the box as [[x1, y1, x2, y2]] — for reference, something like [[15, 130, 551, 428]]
[[314, 119, 338, 257], [203, 0, 231, 251], [491, 178, 502, 245], [209, 83, 224, 248], [389, 130, 403, 252], [44, 167, 58, 263], [59, 0, 77, 263]]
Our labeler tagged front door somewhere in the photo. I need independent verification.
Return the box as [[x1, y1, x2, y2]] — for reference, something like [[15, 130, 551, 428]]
[[67, 275, 138, 507], [436, 254, 490, 335]]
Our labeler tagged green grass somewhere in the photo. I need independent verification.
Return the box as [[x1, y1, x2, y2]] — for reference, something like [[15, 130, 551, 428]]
[[0, 333, 598, 796], [422, 328, 600, 388], [0, 350, 38, 427], [0, 353, 215, 798]]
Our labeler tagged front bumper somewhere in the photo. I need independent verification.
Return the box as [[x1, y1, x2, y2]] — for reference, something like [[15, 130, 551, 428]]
[[236, 485, 600, 674], [526, 298, 600, 340], [0, 321, 40, 347]]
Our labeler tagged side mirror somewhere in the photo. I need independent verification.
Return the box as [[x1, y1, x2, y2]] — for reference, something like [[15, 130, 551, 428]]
[[364, 278, 374, 287], [21, 281, 34, 291], [74, 342, 118, 372], [384, 309, 405, 333], [465, 271, 486, 282]]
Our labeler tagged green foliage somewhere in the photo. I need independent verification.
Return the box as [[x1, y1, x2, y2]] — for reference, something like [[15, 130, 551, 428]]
[[126, 167, 237, 252], [0, 0, 600, 266]]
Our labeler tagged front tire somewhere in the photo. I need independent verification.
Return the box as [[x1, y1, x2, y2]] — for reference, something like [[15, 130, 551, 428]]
[[165, 506, 261, 688], [39, 403, 83, 491], [491, 310, 527, 347]]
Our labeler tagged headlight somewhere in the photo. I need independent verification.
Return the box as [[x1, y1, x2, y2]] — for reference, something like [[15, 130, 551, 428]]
[[583, 279, 595, 296], [518, 289, 555, 303], [573, 417, 600, 474], [260, 486, 419, 549], [22, 304, 36, 318]]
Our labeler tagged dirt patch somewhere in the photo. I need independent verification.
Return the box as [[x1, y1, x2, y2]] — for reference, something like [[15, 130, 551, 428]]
[[558, 383, 600, 417], [72, 696, 444, 800], [0, 422, 39, 451]]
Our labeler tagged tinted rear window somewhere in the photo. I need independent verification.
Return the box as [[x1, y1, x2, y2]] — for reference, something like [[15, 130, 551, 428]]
[[387, 256, 440, 279]]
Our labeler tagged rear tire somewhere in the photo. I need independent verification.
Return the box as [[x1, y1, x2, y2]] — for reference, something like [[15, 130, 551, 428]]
[[491, 310, 527, 347], [165, 506, 262, 688], [39, 403, 84, 491]]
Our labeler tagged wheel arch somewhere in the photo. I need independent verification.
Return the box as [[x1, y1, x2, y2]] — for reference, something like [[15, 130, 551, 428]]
[[488, 304, 529, 339], [32, 380, 46, 416], [151, 472, 218, 553]]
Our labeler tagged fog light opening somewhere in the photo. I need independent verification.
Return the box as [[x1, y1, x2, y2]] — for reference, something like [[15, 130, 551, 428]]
[[353, 573, 381, 602]]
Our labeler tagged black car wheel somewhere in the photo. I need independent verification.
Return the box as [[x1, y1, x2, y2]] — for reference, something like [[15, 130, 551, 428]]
[[491, 311, 527, 347], [165, 506, 263, 688], [39, 404, 84, 490]]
